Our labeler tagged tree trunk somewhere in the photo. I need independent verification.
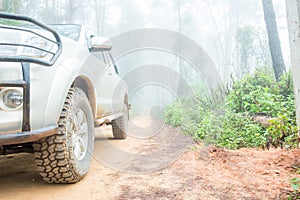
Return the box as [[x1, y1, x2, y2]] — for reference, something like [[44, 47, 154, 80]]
[[52, 0, 56, 23], [262, 0, 285, 81], [286, 0, 300, 147], [100, 0, 106, 35], [94, 0, 106, 35]]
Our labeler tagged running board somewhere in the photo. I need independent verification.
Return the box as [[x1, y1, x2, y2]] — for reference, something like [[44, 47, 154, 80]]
[[95, 113, 123, 127]]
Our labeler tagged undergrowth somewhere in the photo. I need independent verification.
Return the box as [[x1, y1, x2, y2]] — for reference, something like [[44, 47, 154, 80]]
[[165, 66, 298, 149]]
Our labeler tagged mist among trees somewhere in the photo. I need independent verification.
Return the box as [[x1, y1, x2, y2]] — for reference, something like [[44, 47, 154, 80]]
[[0, 0, 289, 115], [0, 0, 288, 77]]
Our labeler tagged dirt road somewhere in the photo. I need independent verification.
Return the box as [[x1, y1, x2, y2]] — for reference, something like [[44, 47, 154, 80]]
[[0, 118, 299, 200]]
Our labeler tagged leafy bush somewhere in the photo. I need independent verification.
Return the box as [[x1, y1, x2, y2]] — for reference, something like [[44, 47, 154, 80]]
[[165, 101, 183, 127], [289, 178, 300, 200], [165, 66, 297, 149], [226, 67, 295, 117], [267, 114, 298, 149], [217, 111, 266, 149]]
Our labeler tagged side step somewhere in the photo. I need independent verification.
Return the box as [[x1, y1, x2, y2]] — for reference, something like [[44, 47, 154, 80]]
[[95, 113, 123, 127]]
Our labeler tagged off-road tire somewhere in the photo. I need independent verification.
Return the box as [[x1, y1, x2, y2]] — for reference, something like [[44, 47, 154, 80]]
[[111, 103, 128, 139], [33, 87, 94, 183]]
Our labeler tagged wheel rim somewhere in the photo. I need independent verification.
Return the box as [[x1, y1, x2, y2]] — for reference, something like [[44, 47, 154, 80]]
[[72, 108, 89, 161]]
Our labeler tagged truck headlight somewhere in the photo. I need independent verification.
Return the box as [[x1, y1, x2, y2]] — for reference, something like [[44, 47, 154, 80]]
[[20, 36, 54, 58], [0, 89, 23, 110], [0, 27, 54, 58]]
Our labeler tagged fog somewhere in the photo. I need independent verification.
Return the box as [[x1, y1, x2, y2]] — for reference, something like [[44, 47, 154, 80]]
[[1, 0, 289, 117]]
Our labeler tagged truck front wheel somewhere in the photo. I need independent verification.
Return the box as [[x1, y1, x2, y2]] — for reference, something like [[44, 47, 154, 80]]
[[33, 87, 94, 183]]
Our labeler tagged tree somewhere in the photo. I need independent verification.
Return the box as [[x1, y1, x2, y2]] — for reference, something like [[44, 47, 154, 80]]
[[198, 0, 264, 81], [1, 0, 20, 13], [286, 0, 300, 146], [173, 0, 191, 96], [234, 26, 271, 78], [262, 0, 285, 81], [94, 0, 106, 35], [235, 26, 255, 75]]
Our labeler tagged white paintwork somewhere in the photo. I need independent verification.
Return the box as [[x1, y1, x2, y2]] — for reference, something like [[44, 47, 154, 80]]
[[96, 64, 127, 114], [0, 25, 128, 134]]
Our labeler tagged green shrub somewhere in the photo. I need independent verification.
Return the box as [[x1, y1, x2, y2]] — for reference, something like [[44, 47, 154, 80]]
[[267, 114, 298, 148], [217, 111, 266, 149], [193, 110, 265, 149], [226, 67, 295, 117], [288, 178, 300, 200], [165, 101, 183, 127], [165, 66, 297, 150]]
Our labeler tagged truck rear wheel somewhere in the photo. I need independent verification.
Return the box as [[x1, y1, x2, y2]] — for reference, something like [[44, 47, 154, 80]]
[[111, 103, 128, 139], [33, 87, 94, 183]]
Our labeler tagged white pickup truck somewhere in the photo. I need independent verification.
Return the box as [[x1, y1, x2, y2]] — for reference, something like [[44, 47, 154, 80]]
[[0, 13, 129, 183]]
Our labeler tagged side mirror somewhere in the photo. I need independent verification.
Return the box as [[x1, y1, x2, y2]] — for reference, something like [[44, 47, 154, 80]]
[[91, 36, 112, 51]]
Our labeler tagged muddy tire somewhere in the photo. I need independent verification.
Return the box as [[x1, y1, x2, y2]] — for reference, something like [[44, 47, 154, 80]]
[[33, 87, 94, 183], [111, 103, 128, 139]]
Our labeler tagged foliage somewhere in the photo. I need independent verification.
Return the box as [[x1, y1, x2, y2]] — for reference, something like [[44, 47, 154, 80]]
[[1, 0, 20, 13], [235, 26, 255, 73], [165, 66, 297, 149], [234, 26, 271, 79], [267, 115, 298, 149], [165, 101, 183, 127], [226, 67, 295, 118], [194, 110, 266, 149], [217, 111, 266, 149], [288, 178, 300, 200], [0, 18, 21, 26], [0, 0, 21, 26]]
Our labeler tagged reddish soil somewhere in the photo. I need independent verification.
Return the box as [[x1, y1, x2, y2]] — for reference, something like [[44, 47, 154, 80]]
[[170, 146, 300, 199]]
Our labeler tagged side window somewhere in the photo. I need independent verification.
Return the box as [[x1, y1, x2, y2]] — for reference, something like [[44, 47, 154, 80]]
[[103, 52, 119, 75]]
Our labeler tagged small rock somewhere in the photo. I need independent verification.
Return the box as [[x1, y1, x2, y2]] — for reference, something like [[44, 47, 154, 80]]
[[274, 170, 280, 174], [262, 170, 270, 175], [6, 155, 14, 159]]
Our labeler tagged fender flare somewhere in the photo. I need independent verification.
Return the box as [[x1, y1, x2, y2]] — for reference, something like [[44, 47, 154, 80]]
[[42, 65, 79, 127]]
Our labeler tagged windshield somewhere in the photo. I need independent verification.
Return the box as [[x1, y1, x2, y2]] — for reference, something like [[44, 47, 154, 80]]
[[49, 24, 81, 41]]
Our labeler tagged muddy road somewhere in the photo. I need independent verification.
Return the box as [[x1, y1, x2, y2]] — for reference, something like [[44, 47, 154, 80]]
[[0, 118, 299, 200], [0, 118, 193, 200]]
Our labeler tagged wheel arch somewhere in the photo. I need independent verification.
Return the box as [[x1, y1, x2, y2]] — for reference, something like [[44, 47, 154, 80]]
[[42, 68, 97, 128], [72, 76, 97, 118]]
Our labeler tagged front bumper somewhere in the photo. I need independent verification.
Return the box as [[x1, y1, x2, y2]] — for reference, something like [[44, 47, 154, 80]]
[[0, 125, 58, 145], [0, 13, 63, 146]]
